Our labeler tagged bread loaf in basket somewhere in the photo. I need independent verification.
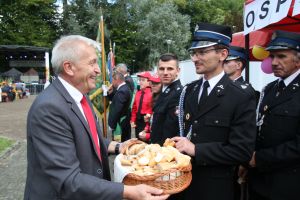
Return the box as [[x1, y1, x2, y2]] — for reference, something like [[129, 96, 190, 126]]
[[118, 139, 192, 194]]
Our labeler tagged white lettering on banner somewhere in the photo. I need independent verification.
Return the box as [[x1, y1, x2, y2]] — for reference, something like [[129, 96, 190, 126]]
[[293, 0, 300, 16], [244, 0, 293, 35]]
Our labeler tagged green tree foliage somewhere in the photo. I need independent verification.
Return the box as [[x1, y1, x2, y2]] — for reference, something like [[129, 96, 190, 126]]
[[174, 0, 244, 33], [0, 0, 60, 47], [135, 0, 190, 66], [0, 0, 245, 72]]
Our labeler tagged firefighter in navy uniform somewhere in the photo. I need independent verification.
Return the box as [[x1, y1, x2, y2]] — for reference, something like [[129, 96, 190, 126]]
[[224, 46, 248, 83], [173, 23, 257, 200], [150, 53, 183, 146], [248, 30, 300, 200], [224, 45, 260, 106]]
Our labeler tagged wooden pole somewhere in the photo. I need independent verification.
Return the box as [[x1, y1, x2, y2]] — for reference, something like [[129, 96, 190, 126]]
[[100, 16, 108, 138]]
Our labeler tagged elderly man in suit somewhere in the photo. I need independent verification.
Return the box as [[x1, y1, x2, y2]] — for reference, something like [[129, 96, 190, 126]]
[[116, 63, 135, 92], [24, 35, 169, 200], [173, 23, 257, 200], [248, 30, 300, 200], [108, 71, 132, 142]]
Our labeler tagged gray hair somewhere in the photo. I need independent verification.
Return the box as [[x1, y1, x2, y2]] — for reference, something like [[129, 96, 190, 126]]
[[112, 71, 125, 81], [116, 63, 128, 75], [51, 35, 100, 75]]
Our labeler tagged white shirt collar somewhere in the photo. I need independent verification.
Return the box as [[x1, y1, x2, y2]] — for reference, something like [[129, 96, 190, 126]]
[[234, 75, 242, 81], [162, 78, 179, 92], [117, 82, 126, 90], [58, 76, 83, 103], [205, 71, 225, 93], [281, 69, 300, 86]]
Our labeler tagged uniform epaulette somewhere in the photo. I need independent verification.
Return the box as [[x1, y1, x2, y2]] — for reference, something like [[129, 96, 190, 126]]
[[185, 79, 199, 88], [184, 79, 200, 92], [231, 80, 253, 94]]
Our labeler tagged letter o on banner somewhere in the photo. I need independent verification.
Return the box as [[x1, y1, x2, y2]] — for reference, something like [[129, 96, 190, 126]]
[[261, 57, 273, 74], [246, 11, 255, 28]]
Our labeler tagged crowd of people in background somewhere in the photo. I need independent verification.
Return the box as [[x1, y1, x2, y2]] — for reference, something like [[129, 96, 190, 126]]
[[0, 81, 28, 102], [106, 23, 300, 200]]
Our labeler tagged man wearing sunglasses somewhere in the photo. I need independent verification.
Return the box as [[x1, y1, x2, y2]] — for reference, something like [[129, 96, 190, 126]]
[[173, 23, 257, 200]]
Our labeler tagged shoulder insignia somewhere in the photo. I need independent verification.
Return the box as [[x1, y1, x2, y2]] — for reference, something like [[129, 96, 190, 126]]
[[241, 84, 248, 89], [292, 83, 299, 90]]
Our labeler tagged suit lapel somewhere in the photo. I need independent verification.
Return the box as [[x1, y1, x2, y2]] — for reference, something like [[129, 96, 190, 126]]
[[194, 75, 227, 119], [269, 75, 300, 109], [184, 80, 201, 117], [53, 79, 103, 164]]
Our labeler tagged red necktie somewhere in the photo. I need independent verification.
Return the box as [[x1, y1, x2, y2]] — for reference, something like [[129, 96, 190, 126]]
[[81, 96, 101, 160]]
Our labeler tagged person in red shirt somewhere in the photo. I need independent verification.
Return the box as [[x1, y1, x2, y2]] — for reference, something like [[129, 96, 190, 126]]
[[130, 71, 153, 138], [139, 73, 162, 142]]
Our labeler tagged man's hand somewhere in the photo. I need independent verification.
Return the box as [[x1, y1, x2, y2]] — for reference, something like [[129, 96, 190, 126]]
[[138, 130, 147, 141], [123, 184, 169, 200], [249, 152, 256, 168], [237, 165, 248, 184], [144, 114, 151, 122], [172, 137, 195, 156], [130, 122, 136, 128], [108, 85, 114, 94], [119, 138, 138, 153]]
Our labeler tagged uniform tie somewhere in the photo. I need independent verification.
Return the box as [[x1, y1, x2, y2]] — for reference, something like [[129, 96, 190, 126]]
[[199, 80, 210, 104], [81, 96, 102, 161], [276, 80, 285, 97]]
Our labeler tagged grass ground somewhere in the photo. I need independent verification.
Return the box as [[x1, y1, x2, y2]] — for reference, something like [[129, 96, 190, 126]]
[[0, 137, 14, 154]]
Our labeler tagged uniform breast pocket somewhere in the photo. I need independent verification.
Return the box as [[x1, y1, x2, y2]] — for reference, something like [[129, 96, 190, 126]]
[[272, 107, 300, 131], [205, 116, 231, 128], [202, 116, 231, 141]]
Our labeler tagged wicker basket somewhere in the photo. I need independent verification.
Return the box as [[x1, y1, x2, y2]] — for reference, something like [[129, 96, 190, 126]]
[[120, 139, 192, 194]]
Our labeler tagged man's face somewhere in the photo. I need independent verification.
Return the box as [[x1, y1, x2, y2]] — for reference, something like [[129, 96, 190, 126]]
[[270, 50, 300, 78], [150, 82, 162, 94], [70, 43, 100, 94], [190, 46, 227, 79], [223, 60, 238, 76], [112, 77, 118, 88], [157, 59, 179, 85]]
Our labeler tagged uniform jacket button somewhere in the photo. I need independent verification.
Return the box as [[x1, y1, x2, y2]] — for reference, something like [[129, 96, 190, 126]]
[[215, 120, 219, 124], [194, 120, 198, 123], [97, 169, 102, 174], [193, 133, 197, 137]]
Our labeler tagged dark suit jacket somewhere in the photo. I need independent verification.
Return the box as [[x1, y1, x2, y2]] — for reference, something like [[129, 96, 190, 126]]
[[108, 83, 131, 129], [151, 79, 182, 145], [24, 79, 123, 200], [249, 74, 300, 200], [182, 75, 256, 200]]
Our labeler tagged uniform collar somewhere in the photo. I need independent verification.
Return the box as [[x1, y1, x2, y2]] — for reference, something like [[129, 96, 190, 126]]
[[205, 71, 225, 91], [281, 69, 300, 86]]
